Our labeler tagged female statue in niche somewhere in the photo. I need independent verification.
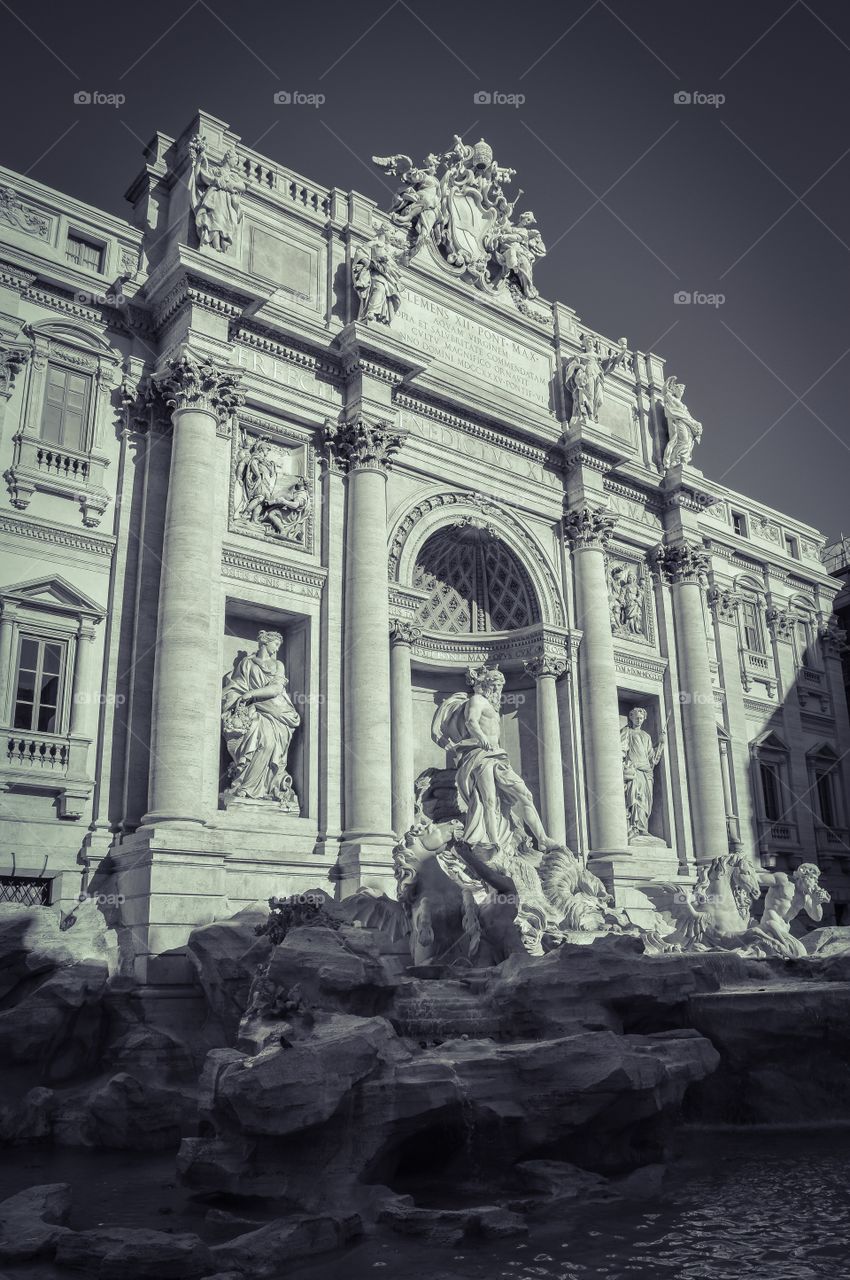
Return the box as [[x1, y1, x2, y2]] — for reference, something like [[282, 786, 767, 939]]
[[221, 630, 300, 810], [189, 135, 245, 254]]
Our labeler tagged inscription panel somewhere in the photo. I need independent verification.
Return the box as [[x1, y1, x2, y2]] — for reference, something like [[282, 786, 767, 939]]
[[395, 287, 552, 405]]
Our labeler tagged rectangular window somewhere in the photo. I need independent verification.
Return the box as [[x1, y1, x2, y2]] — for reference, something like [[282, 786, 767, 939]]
[[65, 233, 103, 271], [732, 511, 748, 537], [40, 363, 91, 452], [795, 620, 810, 668], [760, 760, 783, 822], [784, 534, 800, 559], [742, 600, 763, 652], [816, 770, 836, 829], [12, 634, 66, 734]]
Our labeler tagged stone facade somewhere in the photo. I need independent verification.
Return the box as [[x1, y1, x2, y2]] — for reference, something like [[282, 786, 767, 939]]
[[1, 109, 849, 979]]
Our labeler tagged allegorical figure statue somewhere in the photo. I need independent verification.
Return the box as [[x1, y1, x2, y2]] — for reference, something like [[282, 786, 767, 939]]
[[189, 136, 245, 254], [661, 375, 703, 470], [608, 564, 643, 637], [352, 223, 404, 325], [371, 152, 441, 253], [221, 630, 300, 810], [492, 211, 547, 299], [234, 431, 311, 541], [756, 863, 830, 958], [621, 707, 665, 839], [564, 334, 629, 428]]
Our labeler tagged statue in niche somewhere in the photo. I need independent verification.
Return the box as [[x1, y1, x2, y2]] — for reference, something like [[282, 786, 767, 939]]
[[661, 375, 703, 470], [221, 630, 300, 810], [189, 135, 245, 254], [608, 563, 644, 637], [234, 431, 311, 541], [564, 333, 629, 428], [352, 223, 404, 325], [371, 152, 442, 253], [621, 707, 666, 840]]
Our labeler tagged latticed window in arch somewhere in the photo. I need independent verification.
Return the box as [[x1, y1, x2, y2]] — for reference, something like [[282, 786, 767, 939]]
[[412, 526, 539, 633]]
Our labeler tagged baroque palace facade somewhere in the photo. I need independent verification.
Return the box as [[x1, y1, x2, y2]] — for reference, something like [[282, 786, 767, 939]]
[[0, 110, 848, 980]]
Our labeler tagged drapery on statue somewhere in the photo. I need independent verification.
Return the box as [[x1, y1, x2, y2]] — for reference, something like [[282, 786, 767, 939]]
[[221, 630, 300, 810], [351, 223, 404, 325], [563, 334, 629, 428], [620, 707, 667, 839], [189, 135, 245, 254], [234, 431, 311, 540], [661, 375, 703, 470]]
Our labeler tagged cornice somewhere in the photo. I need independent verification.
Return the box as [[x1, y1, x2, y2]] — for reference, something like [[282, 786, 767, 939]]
[[0, 511, 115, 556], [220, 545, 326, 597], [394, 390, 559, 468]]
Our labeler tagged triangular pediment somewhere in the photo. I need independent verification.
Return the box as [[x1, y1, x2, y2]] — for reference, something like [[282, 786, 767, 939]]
[[1, 575, 105, 619]]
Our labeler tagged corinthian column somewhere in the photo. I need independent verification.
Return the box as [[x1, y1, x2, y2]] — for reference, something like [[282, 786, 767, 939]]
[[564, 505, 629, 850], [143, 348, 243, 825], [524, 655, 568, 846], [655, 540, 727, 859], [389, 619, 421, 837], [325, 416, 406, 889]]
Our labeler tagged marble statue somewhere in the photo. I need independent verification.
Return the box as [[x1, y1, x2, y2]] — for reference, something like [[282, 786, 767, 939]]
[[351, 223, 404, 325], [189, 135, 244, 254], [663, 853, 763, 950], [234, 431, 311, 540], [564, 334, 629, 428], [221, 630, 300, 810], [492, 211, 546, 300], [621, 708, 667, 839], [371, 135, 546, 313], [608, 564, 644, 637], [422, 665, 625, 955], [371, 152, 441, 252], [661, 376, 703, 470], [755, 863, 830, 958]]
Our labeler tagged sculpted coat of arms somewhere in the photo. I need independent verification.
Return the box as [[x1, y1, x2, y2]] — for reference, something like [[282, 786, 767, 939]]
[[372, 136, 546, 312]]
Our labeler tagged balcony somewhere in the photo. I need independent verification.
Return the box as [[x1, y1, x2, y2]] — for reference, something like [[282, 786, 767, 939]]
[[741, 649, 777, 697], [1, 729, 93, 819]]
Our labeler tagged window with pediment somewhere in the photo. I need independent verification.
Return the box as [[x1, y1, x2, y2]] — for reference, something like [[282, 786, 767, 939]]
[[3, 319, 120, 527], [412, 526, 539, 634]]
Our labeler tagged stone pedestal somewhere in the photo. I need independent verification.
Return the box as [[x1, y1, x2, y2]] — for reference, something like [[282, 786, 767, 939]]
[[143, 348, 242, 826], [591, 845, 682, 926], [564, 506, 630, 851]]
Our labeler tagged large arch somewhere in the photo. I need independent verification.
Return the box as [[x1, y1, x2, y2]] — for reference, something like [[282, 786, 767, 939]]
[[388, 488, 566, 628]]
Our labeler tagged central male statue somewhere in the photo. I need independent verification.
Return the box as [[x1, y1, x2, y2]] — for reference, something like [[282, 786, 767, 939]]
[[434, 666, 562, 856]]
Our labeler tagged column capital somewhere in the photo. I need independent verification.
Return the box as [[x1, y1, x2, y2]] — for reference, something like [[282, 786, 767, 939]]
[[707, 584, 741, 624], [524, 655, 568, 680], [153, 346, 244, 422], [323, 414, 406, 474], [0, 344, 30, 399], [563, 503, 616, 550], [819, 615, 849, 656], [652, 539, 710, 585], [766, 605, 794, 642], [389, 618, 422, 646]]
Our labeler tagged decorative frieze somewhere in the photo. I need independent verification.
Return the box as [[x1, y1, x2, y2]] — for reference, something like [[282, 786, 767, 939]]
[[220, 547, 326, 599], [612, 649, 668, 683], [563, 505, 616, 550], [322, 415, 406, 473], [0, 185, 50, 240]]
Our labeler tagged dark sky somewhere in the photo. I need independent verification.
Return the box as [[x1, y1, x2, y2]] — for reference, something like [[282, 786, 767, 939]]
[[1, 0, 848, 543]]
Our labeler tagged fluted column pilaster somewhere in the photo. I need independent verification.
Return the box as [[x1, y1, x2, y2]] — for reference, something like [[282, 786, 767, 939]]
[[143, 348, 243, 825], [524, 655, 568, 846], [389, 619, 421, 837], [564, 505, 629, 850], [654, 540, 727, 859]]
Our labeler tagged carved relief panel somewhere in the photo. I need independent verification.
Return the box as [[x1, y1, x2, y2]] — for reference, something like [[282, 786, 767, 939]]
[[229, 416, 315, 553], [605, 548, 655, 646]]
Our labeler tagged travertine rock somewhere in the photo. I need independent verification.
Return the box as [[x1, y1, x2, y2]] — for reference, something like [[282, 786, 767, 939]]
[[210, 1214, 362, 1277], [378, 1198, 527, 1245], [0, 1182, 72, 1262], [55, 1226, 212, 1279], [186, 905, 272, 1040]]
